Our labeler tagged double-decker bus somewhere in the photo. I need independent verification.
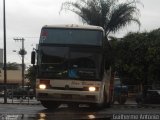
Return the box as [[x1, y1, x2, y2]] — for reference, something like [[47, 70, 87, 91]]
[[31, 24, 113, 109]]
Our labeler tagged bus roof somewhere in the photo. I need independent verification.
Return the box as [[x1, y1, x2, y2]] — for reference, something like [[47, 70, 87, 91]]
[[42, 24, 104, 31]]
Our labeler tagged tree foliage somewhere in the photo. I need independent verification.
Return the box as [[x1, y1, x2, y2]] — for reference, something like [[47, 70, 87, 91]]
[[111, 28, 160, 86], [25, 66, 36, 88], [6, 62, 19, 70], [61, 0, 140, 36]]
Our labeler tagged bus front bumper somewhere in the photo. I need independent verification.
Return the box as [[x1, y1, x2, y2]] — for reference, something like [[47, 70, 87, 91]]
[[36, 89, 101, 104]]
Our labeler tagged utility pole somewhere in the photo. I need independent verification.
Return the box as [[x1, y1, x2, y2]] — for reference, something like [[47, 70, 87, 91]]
[[3, 0, 7, 104], [14, 38, 27, 88]]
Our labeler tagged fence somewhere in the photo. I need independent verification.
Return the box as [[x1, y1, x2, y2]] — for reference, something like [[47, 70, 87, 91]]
[[0, 85, 40, 104], [0, 84, 155, 105]]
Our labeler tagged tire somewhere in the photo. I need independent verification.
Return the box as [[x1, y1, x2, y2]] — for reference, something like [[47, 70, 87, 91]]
[[136, 97, 144, 105], [40, 101, 60, 110], [136, 93, 143, 104], [104, 90, 113, 108], [89, 103, 105, 110], [89, 91, 108, 110], [17, 96, 20, 99], [30, 96, 33, 99], [23, 96, 26, 99], [105, 101, 112, 108], [117, 96, 127, 104], [8, 95, 13, 99]]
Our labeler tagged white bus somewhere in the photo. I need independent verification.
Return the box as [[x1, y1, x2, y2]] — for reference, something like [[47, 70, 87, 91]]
[[31, 24, 114, 109]]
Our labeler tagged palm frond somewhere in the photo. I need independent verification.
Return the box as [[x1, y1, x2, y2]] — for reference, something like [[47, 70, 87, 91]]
[[60, 0, 141, 37], [106, 1, 140, 35]]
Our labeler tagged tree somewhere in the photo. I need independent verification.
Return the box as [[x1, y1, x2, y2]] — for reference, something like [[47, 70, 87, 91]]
[[25, 66, 36, 88], [112, 28, 160, 89], [61, 0, 140, 36], [6, 62, 19, 70]]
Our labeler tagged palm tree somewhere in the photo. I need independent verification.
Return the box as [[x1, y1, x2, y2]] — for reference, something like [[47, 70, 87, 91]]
[[61, 0, 141, 37]]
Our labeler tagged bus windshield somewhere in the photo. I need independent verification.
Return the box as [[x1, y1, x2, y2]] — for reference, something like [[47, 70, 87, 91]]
[[37, 46, 102, 80], [39, 28, 103, 46]]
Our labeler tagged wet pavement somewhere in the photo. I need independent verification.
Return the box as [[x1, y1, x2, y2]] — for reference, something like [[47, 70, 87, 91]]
[[0, 103, 160, 120], [0, 98, 160, 120]]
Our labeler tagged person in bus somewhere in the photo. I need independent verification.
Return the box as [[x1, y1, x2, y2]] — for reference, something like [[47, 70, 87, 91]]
[[68, 64, 79, 79]]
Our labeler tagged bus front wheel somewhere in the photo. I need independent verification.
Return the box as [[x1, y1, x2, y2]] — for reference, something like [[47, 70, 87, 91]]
[[89, 91, 108, 109], [40, 101, 60, 110]]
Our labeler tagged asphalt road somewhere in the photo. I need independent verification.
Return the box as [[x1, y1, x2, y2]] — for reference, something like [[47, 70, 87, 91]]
[[0, 103, 160, 120]]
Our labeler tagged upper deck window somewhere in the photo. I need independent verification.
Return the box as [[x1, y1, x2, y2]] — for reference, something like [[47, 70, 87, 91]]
[[40, 28, 103, 46]]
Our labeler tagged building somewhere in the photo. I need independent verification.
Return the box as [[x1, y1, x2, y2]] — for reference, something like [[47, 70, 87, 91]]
[[0, 69, 28, 89], [0, 70, 26, 84], [0, 48, 27, 88]]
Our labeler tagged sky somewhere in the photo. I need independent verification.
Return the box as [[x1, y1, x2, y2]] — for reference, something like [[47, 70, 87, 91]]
[[0, 0, 160, 65]]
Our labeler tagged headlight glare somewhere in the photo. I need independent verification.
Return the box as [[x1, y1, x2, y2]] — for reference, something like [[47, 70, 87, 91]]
[[39, 84, 46, 89], [89, 86, 96, 92]]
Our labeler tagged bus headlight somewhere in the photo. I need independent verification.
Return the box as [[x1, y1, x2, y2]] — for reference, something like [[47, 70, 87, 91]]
[[39, 84, 46, 89], [89, 86, 96, 92]]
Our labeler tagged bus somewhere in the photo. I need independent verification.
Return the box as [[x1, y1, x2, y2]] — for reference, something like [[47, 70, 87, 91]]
[[31, 24, 113, 109]]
